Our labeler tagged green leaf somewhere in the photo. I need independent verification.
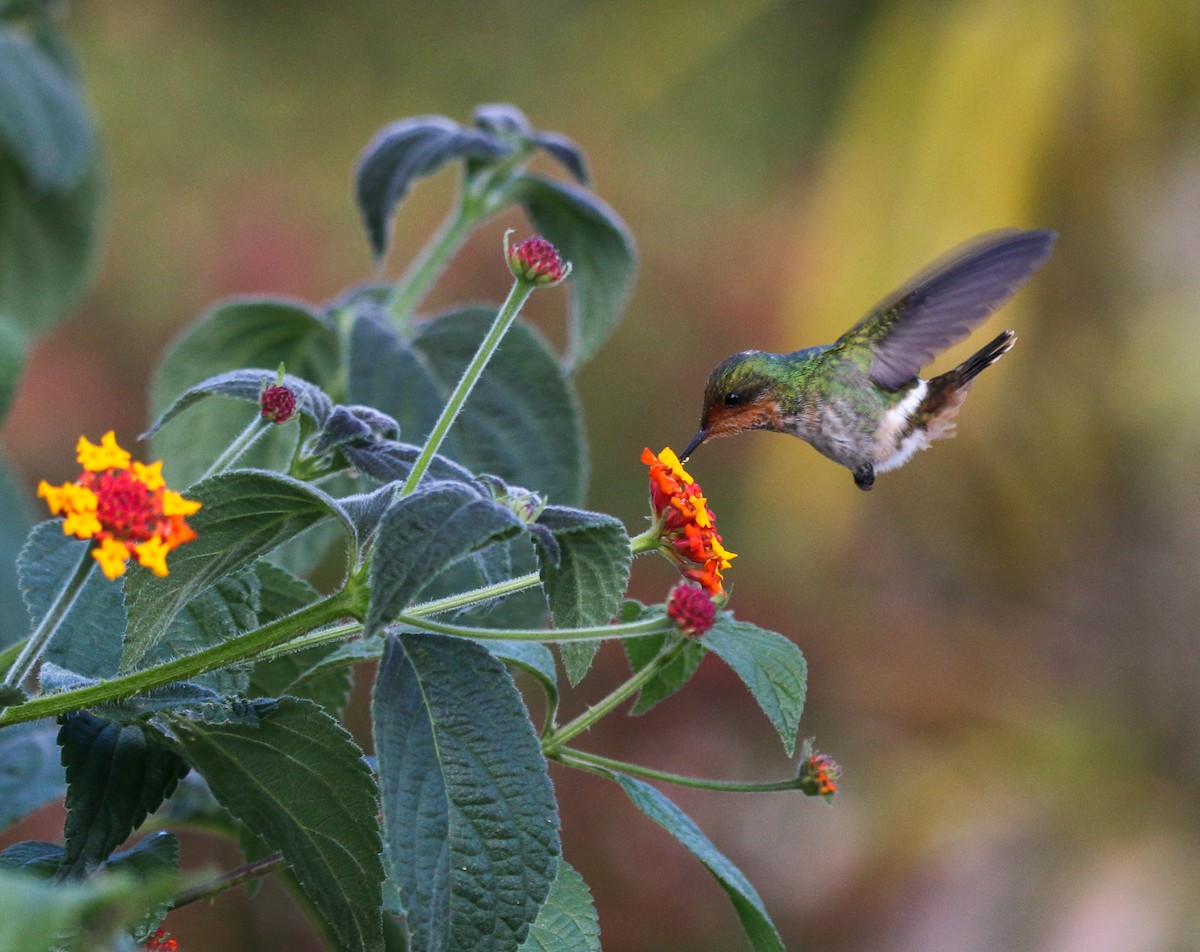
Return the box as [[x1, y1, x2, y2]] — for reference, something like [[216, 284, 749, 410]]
[[0, 32, 95, 191], [355, 116, 510, 259], [17, 521, 126, 678], [150, 297, 337, 485], [0, 451, 33, 651], [613, 774, 784, 952], [701, 618, 807, 757], [624, 632, 706, 716], [143, 368, 334, 439], [349, 307, 587, 506], [517, 859, 600, 952], [0, 865, 179, 952], [121, 469, 348, 670], [0, 150, 101, 336], [0, 314, 26, 424], [510, 174, 636, 370], [0, 841, 62, 876], [57, 712, 190, 877], [365, 480, 524, 637], [249, 562, 353, 714], [373, 633, 560, 952], [533, 507, 631, 686], [105, 831, 180, 938], [168, 697, 385, 952], [0, 720, 64, 827]]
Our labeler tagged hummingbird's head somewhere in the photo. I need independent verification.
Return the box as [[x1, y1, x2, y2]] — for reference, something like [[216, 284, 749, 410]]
[[682, 351, 784, 459]]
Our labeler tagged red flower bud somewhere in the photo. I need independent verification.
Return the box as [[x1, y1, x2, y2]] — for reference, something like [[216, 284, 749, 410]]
[[506, 232, 569, 286], [260, 384, 297, 423], [667, 582, 716, 637]]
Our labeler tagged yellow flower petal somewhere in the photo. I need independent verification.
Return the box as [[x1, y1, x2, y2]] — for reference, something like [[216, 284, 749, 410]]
[[38, 481, 71, 515], [131, 459, 165, 490], [92, 538, 131, 580], [657, 447, 693, 484], [134, 537, 171, 577], [77, 431, 132, 472], [63, 510, 102, 539], [161, 489, 202, 517]]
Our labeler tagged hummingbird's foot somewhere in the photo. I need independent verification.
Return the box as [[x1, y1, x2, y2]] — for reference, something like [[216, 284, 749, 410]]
[[853, 464, 875, 491]]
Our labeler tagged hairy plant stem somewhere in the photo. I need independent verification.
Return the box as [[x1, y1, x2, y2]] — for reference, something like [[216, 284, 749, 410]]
[[400, 274, 536, 496], [552, 747, 804, 794], [170, 852, 286, 911], [542, 635, 688, 752], [0, 587, 360, 728], [385, 199, 476, 330], [395, 612, 672, 643], [1, 545, 94, 693], [199, 414, 269, 481]]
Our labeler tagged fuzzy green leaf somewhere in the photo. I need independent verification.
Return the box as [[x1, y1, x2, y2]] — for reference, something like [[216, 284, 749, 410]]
[[355, 116, 510, 259], [121, 469, 348, 670], [373, 633, 560, 952], [0, 151, 101, 337], [0, 840, 62, 877], [349, 307, 587, 506], [533, 507, 631, 685], [0, 720, 63, 828], [18, 521, 126, 679], [613, 774, 784, 952], [57, 712, 190, 877], [0, 451, 33, 650], [169, 697, 385, 952], [624, 631, 706, 715], [150, 297, 337, 485], [701, 618, 807, 757], [0, 32, 95, 191], [511, 174, 636, 370], [517, 859, 600, 952], [365, 480, 524, 637]]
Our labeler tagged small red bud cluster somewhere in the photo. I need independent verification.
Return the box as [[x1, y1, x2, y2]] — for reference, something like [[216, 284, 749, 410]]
[[506, 233, 568, 285], [260, 384, 297, 424], [667, 582, 716, 637]]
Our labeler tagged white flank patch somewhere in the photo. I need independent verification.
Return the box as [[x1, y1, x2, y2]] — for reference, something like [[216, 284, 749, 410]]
[[874, 379, 932, 473]]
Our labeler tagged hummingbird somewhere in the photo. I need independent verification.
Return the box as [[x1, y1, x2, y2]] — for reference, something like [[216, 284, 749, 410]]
[[681, 228, 1057, 490]]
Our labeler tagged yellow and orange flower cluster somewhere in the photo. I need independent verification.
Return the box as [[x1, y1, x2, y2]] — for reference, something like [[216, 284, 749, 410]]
[[642, 447, 736, 596], [799, 748, 841, 799], [38, 432, 201, 580]]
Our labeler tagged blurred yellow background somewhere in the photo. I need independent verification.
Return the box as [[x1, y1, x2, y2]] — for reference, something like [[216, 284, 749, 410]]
[[4, 0, 1200, 949]]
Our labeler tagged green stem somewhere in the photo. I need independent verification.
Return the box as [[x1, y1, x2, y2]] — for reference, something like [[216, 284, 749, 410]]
[[385, 200, 477, 329], [543, 636, 688, 751], [170, 852, 286, 910], [200, 414, 269, 481], [629, 526, 663, 555], [0, 587, 359, 728], [2, 544, 94, 691], [396, 612, 671, 643], [553, 747, 803, 794], [400, 275, 536, 495], [253, 569, 550, 662], [0, 639, 23, 683]]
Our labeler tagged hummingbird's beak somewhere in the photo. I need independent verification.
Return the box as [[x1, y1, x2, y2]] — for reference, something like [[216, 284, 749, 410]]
[[681, 429, 708, 461]]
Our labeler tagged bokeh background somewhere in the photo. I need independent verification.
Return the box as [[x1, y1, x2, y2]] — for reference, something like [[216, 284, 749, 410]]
[[4, 1, 1200, 949]]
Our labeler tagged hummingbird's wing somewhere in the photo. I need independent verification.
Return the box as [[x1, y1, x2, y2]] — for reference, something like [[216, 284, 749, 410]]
[[835, 228, 1057, 390]]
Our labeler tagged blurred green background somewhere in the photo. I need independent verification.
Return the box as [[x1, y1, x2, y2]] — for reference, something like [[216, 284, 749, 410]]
[[4, 0, 1200, 949]]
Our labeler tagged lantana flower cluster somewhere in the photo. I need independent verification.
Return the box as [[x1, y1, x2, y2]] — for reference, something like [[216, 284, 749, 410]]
[[642, 446, 736, 596], [37, 432, 202, 580]]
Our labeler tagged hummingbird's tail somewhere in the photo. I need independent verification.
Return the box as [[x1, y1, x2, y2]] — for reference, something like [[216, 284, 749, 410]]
[[918, 330, 1016, 440]]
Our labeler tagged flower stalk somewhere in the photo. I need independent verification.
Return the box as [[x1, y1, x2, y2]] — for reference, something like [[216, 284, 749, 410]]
[[552, 747, 806, 794], [1, 544, 94, 692]]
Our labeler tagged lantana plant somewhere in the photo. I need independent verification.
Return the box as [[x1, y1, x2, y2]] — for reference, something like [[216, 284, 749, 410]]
[[0, 16, 828, 947]]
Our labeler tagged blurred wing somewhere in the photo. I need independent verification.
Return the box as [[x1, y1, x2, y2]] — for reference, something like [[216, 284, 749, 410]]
[[836, 229, 1057, 389]]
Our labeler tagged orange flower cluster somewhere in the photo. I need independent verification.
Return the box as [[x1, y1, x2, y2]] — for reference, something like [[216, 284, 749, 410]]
[[799, 750, 841, 799], [642, 447, 736, 596], [38, 432, 201, 581]]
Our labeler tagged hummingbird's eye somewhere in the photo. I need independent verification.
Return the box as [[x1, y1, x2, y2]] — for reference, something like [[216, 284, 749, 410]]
[[724, 390, 743, 408]]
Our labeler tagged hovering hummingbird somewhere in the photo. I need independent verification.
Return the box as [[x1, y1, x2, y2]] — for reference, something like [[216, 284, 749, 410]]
[[681, 228, 1057, 490]]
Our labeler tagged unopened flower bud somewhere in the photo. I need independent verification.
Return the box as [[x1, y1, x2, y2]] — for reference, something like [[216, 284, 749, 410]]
[[260, 384, 297, 424], [666, 582, 716, 637], [798, 745, 841, 800], [505, 231, 569, 286]]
